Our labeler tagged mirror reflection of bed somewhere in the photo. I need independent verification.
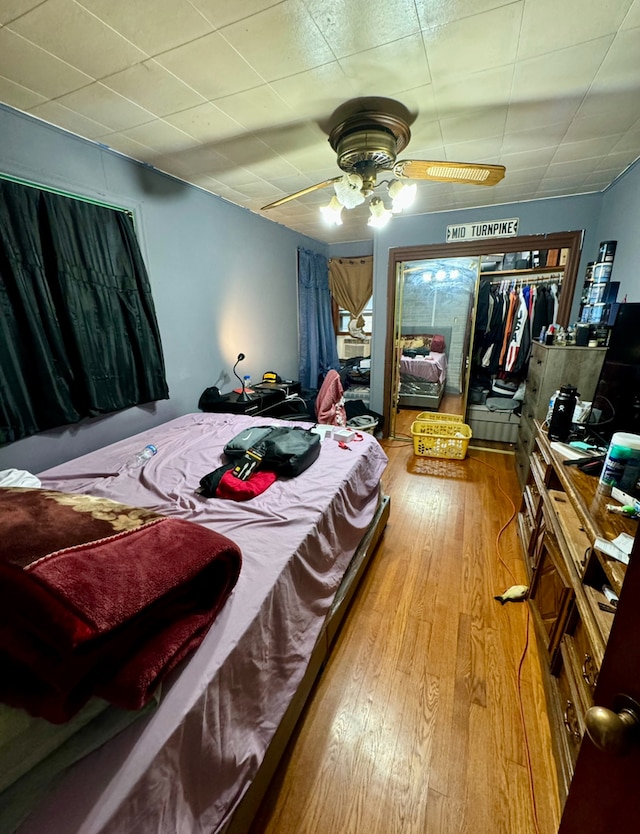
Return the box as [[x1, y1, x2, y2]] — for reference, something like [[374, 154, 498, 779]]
[[396, 326, 452, 412]]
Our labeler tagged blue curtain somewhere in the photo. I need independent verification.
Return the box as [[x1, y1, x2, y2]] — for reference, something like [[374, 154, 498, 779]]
[[297, 248, 340, 390]]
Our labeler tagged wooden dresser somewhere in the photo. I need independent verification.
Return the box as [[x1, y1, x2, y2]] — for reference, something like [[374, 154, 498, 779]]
[[517, 421, 637, 804], [515, 342, 607, 488]]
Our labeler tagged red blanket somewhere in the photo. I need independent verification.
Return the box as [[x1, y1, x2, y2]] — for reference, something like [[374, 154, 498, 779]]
[[0, 488, 242, 722]]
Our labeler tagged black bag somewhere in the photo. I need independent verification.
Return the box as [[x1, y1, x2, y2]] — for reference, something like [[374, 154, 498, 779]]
[[198, 387, 228, 410], [223, 425, 321, 477]]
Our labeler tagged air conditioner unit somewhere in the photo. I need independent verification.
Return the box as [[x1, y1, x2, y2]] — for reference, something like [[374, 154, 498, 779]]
[[343, 338, 371, 359]]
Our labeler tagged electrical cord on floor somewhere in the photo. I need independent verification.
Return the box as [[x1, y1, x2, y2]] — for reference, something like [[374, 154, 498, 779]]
[[467, 452, 542, 834]]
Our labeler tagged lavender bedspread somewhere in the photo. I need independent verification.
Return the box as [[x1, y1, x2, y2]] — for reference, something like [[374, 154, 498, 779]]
[[17, 413, 387, 834], [400, 351, 447, 384]]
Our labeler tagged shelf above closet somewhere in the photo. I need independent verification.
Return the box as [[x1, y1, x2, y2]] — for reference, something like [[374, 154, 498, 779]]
[[481, 266, 565, 279]]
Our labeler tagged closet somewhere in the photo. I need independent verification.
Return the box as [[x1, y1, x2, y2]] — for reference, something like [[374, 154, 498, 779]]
[[467, 265, 564, 442], [383, 232, 583, 439]]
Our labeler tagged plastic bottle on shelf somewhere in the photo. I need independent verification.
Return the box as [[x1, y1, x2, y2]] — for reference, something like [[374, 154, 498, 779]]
[[127, 444, 157, 468], [243, 375, 253, 392]]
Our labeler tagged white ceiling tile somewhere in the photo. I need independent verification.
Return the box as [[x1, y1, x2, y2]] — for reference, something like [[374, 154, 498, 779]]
[[611, 122, 640, 153], [0, 74, 47, 109], [432, 65, 513, 119], [305, 0, 420, 58], [518, 0, 634, 59], [589, 25, 640, 91], [100, 132, 154, 159], [164, 103, 245, 143], [102, 60, 207, 117], [27, 99, 111, 138], [439, 106, 508, 145], [499, 146, 556, 169], [165, 144, 238, 177], [190, 0, 283, 29], [444, 136, 503, 162], [119, 120, 195, 154], [552, 135, 623, 163], [270, 63, 357, 120], [0, 27, 92, 98], [339, 34, 431, 97], [621, 0, 640, 28], [77, 0, 214, 56], [573, 89, 640, 133], [55, 82, 155, 131], [546, 158, 604, 178], [8, 0, 147, 79], [424, 4, 523, 84], [214, 85, 296, 132], [417, 0, 522, 28], [499, 165, 547, 185], [510, 36, 613, 104], [220, 0, 335, 82], [593, 148, 640, 171], [0, 0, 43, 24], [156, 33, 264, 100], [504, 97, 582, 134], [501, 124, 569, 155]]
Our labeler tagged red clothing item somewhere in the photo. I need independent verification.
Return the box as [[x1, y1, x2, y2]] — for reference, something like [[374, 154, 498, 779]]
[[218, 468, 277, 501]]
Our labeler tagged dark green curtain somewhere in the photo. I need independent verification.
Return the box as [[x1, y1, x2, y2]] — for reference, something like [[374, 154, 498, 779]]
[[0, 180, 169, 444]]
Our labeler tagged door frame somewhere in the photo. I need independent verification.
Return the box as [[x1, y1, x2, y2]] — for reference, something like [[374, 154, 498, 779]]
[[382, 230, 584, 437]]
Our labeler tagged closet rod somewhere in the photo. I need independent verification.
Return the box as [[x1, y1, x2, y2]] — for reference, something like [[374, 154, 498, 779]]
[[488, 272, 563, 285]]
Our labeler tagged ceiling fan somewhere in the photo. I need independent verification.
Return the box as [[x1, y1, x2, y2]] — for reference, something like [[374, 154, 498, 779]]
[[261, 99, 506, 224]]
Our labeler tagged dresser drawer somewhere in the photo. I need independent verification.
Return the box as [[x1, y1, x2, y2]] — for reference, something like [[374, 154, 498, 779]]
[[564, 604, 600, 698]]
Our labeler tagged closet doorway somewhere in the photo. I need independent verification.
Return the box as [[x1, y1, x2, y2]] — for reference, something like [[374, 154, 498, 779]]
[[383, 231, 583, 438]]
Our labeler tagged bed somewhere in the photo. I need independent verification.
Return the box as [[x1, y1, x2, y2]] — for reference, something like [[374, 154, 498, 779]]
[[397, 326, 451, 410], [3, 412, 389, 834]]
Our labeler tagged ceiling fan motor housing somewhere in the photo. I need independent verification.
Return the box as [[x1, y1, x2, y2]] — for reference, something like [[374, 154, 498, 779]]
[[329, 110, 412, 193]]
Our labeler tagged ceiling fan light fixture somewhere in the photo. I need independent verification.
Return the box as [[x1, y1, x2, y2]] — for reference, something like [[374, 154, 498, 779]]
[[367, 197, 392, 229], [320, 195, 344, 225], [334, 173, 365, 209], [388, 179, 417, 213]]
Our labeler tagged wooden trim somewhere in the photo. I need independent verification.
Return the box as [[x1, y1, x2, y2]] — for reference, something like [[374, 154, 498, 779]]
[[383, 231, 584, 437]]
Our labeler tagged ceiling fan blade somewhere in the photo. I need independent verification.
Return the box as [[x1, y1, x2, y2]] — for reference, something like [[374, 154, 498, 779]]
[[261, 178, 341, 210], [394, 160, 506, 186]]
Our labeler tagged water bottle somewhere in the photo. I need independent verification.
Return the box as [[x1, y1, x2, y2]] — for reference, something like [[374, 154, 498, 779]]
[[243, 374, 252, 392], [127, 444, 157, 468], [548, 384, 578, 442]]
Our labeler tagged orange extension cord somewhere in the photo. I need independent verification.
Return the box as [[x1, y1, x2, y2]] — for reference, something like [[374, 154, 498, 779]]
[[467, 452, 542, 834]]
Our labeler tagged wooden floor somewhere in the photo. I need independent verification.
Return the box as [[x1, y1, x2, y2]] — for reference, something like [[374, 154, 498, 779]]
[[249, 410, 561, 834]]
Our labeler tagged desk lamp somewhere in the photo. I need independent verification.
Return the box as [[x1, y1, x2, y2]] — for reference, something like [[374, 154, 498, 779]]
[[233, 353, 252, 402]]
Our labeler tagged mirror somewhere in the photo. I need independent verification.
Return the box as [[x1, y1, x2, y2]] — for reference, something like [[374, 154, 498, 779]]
[[388, 256, 479, 437]]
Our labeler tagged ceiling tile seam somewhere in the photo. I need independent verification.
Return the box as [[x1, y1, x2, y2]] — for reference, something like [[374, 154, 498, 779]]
[[212, 0, 338, 92], [414, 28, 444, 151], [70, 0, 216, 62], [499, 0, 525, 163], [563, 32, 632, 151]]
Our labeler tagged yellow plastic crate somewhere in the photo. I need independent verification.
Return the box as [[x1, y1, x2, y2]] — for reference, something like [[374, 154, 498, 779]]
[[411, 417, 473, 460]]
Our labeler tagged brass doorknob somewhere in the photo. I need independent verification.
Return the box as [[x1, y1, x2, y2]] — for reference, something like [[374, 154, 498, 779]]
[[585, 695, 640, 756]]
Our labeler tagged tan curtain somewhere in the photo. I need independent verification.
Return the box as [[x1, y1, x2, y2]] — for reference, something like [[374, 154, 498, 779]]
[[328, 256, 373, 322]]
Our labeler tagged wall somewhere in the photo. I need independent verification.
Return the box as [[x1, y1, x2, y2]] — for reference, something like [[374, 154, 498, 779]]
[[0, 104, 325, 473], [367, 193, 604, 412], [593, 159, 640, 301]]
